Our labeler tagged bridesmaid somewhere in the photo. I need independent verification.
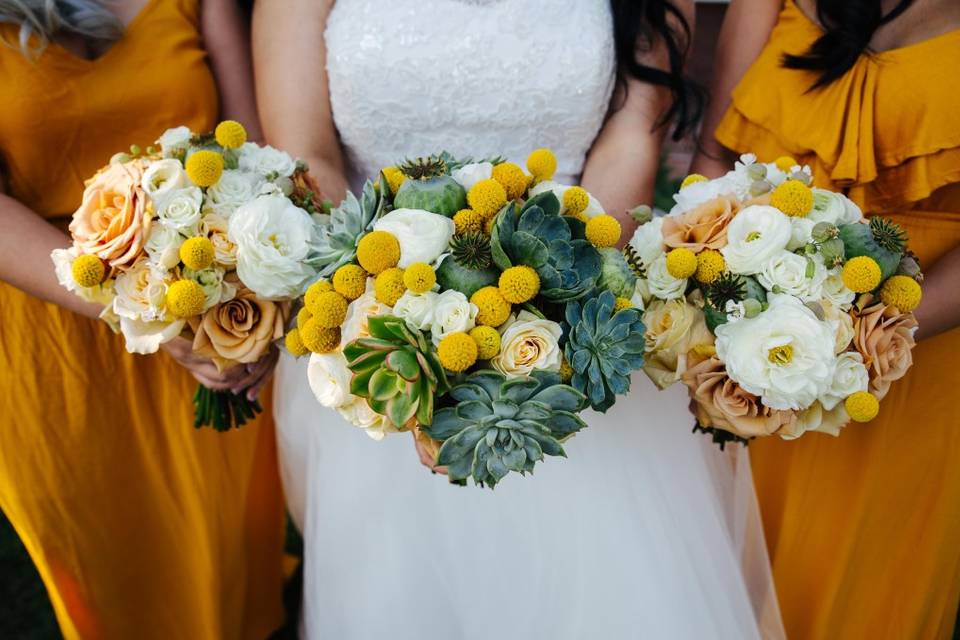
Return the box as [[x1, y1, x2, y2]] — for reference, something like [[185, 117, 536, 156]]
[[692, 0, 960, 637], [0, 1, 285, 638]]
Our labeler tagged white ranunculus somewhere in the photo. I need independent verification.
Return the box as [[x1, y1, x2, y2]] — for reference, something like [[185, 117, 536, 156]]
[[51, 247, 115, 305], [668, 173, 742, 216], [430, 289, 478, 345], [238, 142, 296, 178], [157, 126, 192, 156], [157, 187, 203, 231], [337, 398, 399, 441], [529, 180, 605, 217], [721, 205, 793, 275], [307, 352, 353, 409], [183, 266, 236, 311], [491, 311, 563, 377], [228, 194, 318, 299], [392, 291, 438, 331], [646, 253, 688, 300], [205, 170, 261, 217], [144, 224, 185, 270], [809, 188, 863, 226], [821, 269, 856, 311], [757, 250, 826, 301], [451, 162, 493, 191], [141, 158, 189, 204], [198, 213, 238, 266], [112, 259, 169, 322], [119, 316, 185, 354], [627, 216, 665, 269], [819, 351, 869, 410], [373, 208, 455, 268], [342, 284, 390, 344], [715, 294, 837, 410]]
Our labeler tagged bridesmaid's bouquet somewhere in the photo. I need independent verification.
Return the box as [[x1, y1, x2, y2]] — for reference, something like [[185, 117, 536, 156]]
[[52, 121, 325, 430], [289, 150, 646, 487], [628, 154, 923, 442]]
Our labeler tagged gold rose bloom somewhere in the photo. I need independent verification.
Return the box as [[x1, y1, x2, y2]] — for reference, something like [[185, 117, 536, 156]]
[[191, 287, 288, 371], [661, 195, 741, 253], [851, 297, 918, 401]]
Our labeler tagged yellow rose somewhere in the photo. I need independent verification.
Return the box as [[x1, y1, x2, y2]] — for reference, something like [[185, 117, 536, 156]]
[[642, 299, 715, 389]]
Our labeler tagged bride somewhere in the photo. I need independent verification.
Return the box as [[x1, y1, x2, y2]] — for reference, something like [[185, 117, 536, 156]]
[[254, 0, 783, 637]]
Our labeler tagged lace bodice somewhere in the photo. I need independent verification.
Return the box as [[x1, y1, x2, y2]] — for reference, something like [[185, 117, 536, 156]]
[[325, 0, 616, 189]]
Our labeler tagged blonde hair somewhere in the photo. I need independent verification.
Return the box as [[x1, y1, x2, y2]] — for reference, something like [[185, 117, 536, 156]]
[[0, 0, 122, 55]]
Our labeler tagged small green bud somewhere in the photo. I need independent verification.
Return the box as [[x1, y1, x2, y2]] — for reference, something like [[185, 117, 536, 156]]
[[742, 298, 763, 318], [747, 163, 767, 181], [749, 179, 772, 197], [811, 221, 838, 243], [629, 204, 654, 225]]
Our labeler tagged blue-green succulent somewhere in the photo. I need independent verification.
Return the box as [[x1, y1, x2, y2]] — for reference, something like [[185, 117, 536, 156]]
[[315, 178, 386, 277]]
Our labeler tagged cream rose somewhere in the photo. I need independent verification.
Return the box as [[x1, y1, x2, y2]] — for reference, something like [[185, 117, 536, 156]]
[[392, 291, 438, 332], [821, 269, 856, 311], [373, 208, 455, 268], [157, 126, 192, 156], [205, 169, 261, 217], [430, 290, 478, 345], [144, 224, 185, 270], [778, 401, 849, 440], [819, 351, 869, 410], [141, 158, 189, 204], [491, 311, 563, 377], [308, 352, 353, 409], [342, 284, 391, 344], [184, 265, 237, 311], [112, 258, 169, 322], [823, 301, 855, 353], [157, 186, 203, 231], [337, 398, 399, 441], [646, 253, 688, 300], [238, 142, 296, 178], [642, 299, 714, 389], [721, 205, 792, 275], [757, 250, 826, 301]]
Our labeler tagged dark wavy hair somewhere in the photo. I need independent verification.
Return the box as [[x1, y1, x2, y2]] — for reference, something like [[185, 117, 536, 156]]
[[610, 0, 704, 140], [782, 0, 915, 89]]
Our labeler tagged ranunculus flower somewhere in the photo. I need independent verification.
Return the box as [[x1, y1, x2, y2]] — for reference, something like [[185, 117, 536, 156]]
[[757, 250, 826, 301], [715, 294, 837, 410], [491, 311, 563, 377], [628, 216, 665, 269], [238, 142, 296, 178], [787, 217, 815, 251], [228, 194, 319, 299], [642, 299, 714, 389], [646, 253, 687, 300], [852, 298, 917, 400], [451, 162, 493, 191], [308, 352, 353, 409], [157, 186, 202, 231], [191, 286, 287, 370], [721, 205, 792, 275], [71, 160, 152, 271], [430, 289, 478, 345], [392, 290, 438, 332], [205, 169, 262, 217], [819, 351, 869, 410], [373, 208, 455, 268], [141, 158, 189, 204], [157, 126, 192, 156], [662, 195, 739, 252]]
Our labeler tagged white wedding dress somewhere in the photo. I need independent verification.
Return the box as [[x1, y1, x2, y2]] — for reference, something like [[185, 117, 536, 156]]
[[275, 1, 784, 638]]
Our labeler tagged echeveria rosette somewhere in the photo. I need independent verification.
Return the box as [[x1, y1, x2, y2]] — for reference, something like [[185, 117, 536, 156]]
[[490, 192, 602, 302], [315, 178, 387, 277], [423, 370, 587, 488], [343, 315, 449, 428], [564, 290, 646, 412]]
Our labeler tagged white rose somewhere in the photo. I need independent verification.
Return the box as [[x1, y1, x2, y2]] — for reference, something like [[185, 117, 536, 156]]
[[529, 180, 605, 217], [809, 188, 862, 226], [184, 265, 236, 311], [144, 224, 185, 270], [819, 351, 869, 410], [491, 311, 563, 377], [112, 259, 169, 322], [342, 284, 391, 344], [157, 126, 192, 156], [721, 205, 792, 275], [451, 162, 493, 191], [238, 142, 296, 178], [392, 291, 438, 331], [119, 316, 185, 354], [198, 213, 238, 266], [337, 398, 399, 441], [157, 187, 203, 231], [228, 194, 318, 299], [627, 216, 665, 269], [757, 250, 826, 301], [205, 170, 261, 217], [646, 253, 687, 300], [430, 290, 478, 345], [373, 208, 455, 268], [821, 269, 856, 311], [141, 158, 189, 203], [715, 294, 837, 410], [307, 352, 353, 409], [51, 247, 115, 305]]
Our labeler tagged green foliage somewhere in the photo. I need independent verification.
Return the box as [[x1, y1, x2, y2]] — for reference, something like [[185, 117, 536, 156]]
[[315, 179, 385, 277]]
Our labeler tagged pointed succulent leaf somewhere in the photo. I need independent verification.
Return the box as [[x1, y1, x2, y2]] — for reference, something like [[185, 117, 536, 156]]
[[369, 368, 400, 402], [529, 384, 585, 412], [498, 376, 541, 404], [437, 425, 488, 467], [546, 411, 587, 437], [425, 408, 470, 440]]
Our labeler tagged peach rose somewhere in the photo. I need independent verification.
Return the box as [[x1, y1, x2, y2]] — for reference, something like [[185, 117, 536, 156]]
[[682, 357, 796, 438], [662, 195, 741, 252], [70, 160, 152, 271], [851, 297, 917, 400], [191, 287, 287, 371]]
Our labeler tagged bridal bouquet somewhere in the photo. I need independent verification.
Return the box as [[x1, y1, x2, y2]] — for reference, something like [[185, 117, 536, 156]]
[[52, 121, 324, 430], [628, 154, 922, 441], [289, 150, 646, 487]]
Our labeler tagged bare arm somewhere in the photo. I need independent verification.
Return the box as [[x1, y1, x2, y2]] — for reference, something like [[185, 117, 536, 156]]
[[689, 0, 781, 178], [915, 245, 960, 341], [253, 0, 349, 203], [202, 0, 263, 141]]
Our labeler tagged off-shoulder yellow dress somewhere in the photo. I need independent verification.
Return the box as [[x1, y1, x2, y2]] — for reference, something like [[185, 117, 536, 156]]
[[0, 1, 284, 638], [715, 2, 960, 638]]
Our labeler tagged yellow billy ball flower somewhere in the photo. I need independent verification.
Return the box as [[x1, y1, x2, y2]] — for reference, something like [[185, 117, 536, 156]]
[[526, 148, 557, 182], [491, 162, 529, 200], [469, 325, 501, 360], [665, 247, 698, 279], [559, 357, 574, 383], [585, 214, 622, 248], [310, 291, 348, 328], [332, 264, 368, 301], [845, 391, 880, 423], [375, 267, 407, 306], [498, 265, 540, 304], [774, 155, 797, 172], [467, 178, 508, 219], [613, 297, 633, 313], [694, 249, 726, 284], [484, 215, 497, 235], [470, 286, 511, 327], [680, 173, 708, 189], [356, 230, 401, 275], [562, 186, 590, 216], [842, 256, 882, 293], [71, 254, 106, 287], [185, 150, 224, 187], [300, 319, 341, 354], [214, 120, 247, 149], [304, 280, 334, 311], [166, 279, 206, 318], [437, 332, 479, 372], [880, 275, 922, 312], [381, 166, 407, 194], [296, 307, 312, 331], [179, 236, 215, 270], [453, 208, 484, 236], [403, 262, 436, 293], [771, 179, 814, 217], [284, 328, 309, 357]]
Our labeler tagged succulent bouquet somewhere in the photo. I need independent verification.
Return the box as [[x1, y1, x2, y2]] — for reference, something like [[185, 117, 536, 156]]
[[627, 154, 923, 443], [52, 121, 325, 430], [290, 149, 646, 487]]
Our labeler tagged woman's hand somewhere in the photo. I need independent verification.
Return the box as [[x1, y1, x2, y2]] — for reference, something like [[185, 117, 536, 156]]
[[413, 431, 447, 475], [161, 337, 279, 400]]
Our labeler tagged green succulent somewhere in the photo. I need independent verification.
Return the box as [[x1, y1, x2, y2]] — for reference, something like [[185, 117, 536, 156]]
[[564, 290, 645, 412], [315, 178, 386, 277], [490, 192, 602, 302], [343, 315, 448, 428], [423, 370, 587, 488]]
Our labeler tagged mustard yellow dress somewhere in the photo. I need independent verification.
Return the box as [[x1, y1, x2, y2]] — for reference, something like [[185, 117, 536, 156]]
[[715, 2, 960, 638], [0, 1, 285, 638]]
